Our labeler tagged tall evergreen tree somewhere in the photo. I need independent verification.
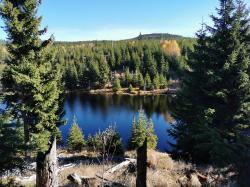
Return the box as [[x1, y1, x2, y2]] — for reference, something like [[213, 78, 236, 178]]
[[171, 0, 250, 166], [98, 56, 110, 88], [0, 0, 63, 153]]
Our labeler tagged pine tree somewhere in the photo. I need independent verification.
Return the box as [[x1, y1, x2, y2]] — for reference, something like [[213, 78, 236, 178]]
[[0, 0, 63, 153], [113, 78, 121, 92], [68, 118, 85, 151], [159, 74, 167, 89], [124, 68, 132, 86], [144, 49, 157, 78], [171, 0, 250, 166], [153, 73, 160, 90], [145, 73, 151, 90], [147, 119, 158, 149], [159, 54, 169, 77], [129, 111, 158, 150], [0, 112, 25, 174], [138, 71, 144, 89], [131, 52, 140, 71], [129, 112, 147, 149], [99, 56, 110, 88], [132, 70, 139, 87]]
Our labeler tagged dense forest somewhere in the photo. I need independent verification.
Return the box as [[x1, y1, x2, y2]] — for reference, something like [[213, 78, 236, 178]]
[[0, 34, 195, 91]]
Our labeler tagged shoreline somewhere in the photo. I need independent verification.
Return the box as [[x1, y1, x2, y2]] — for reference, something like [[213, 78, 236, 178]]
[[65, 87, 178, 95]]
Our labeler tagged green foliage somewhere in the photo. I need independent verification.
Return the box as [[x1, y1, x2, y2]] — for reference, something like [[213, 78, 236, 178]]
[[171, 0, 250, 167], [49, 37, 190, 90], [159, 73, 167, 88], [147, 119, 158, 149], [145, 73, 152, 90], [153, 73, 160, 90], [113, 78, 121, 92], [128, 84, 134, 93], [87, 126, 124, 155], [129, 111, 158, 150], [98, 56, 110, 88], [0, 112, 25, 174], [68, 118, 85, 151], [0, 0, 63, 154]]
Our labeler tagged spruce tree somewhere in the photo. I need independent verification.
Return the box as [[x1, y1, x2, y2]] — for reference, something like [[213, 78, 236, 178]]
[[147, 119, 158, 149], [153, 73, 160, 90], [124, 68, 132, 86], [113, 78, 121, 92], [68, 118, 85, 151], [129, 111, 158, 150], [0, 112, 25, 174], [171, 0, 250, 166], [145, 73, 151, 90], [0, 0, 63, 153], [98, 56, 110, 88], [138, 71, 144, 88]]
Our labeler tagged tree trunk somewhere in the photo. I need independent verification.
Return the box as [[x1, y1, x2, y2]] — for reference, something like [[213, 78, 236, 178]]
[[136, 138, 147, 187], [36, 137, 58, 187]]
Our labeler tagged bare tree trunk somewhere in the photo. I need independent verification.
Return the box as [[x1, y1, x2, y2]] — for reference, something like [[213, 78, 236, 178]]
[[36, 137, 58, 187], [136, 138, 147, 187]]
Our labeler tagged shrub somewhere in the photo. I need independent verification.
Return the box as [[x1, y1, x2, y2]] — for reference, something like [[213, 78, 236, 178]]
[[87, 126, 124, 155]]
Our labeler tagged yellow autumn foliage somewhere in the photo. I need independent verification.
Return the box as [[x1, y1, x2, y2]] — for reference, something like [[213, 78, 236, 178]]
[[161, 40, 181, 57]]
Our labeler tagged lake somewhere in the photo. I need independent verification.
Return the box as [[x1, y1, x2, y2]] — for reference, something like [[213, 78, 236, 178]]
[[60, 93, 176, 152]]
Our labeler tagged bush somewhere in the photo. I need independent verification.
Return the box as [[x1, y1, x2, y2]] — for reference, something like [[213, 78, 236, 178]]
[[87, 126, 124, 155], [68, 118, 85, 151]]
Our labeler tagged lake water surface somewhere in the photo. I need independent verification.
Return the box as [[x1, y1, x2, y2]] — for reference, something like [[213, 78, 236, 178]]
[[61, 93, 175, 152]]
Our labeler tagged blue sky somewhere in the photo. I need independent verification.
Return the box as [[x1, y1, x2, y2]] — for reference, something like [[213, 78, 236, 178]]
[[0, 0, 248, 41]]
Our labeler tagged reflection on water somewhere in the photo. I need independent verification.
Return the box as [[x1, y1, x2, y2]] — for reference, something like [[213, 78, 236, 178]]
[[61, 93, 175, 152]]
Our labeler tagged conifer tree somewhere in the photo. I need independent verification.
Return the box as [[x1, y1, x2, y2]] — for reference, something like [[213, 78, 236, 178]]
[[0, 0, 63, 153], [99, 56, 110, 88], [138, 71, 145, 88], [124, 68, 132, 86], [171, 0, 250, 166], [68, 118, 85, 151], [147, 119, 158, 149], [129, 111, 158, 150], [0, 112, 25, 174], [145, 73, 152, 90], [113, 78, 121, 92], [159, 73, 167, 88], [153, 73, 160, 90]]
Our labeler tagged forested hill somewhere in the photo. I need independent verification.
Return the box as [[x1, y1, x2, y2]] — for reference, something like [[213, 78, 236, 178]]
[[132, 33, 187, 40], [53, 33, 193, 45]]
